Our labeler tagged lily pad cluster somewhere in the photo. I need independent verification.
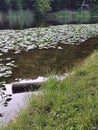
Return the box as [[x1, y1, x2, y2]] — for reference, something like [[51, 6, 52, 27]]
[[0, 24, 98, 54], [0, 58, 15, 86]]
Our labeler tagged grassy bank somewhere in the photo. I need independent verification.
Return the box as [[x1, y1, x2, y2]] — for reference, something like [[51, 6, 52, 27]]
[[4, 50, 98, 130]]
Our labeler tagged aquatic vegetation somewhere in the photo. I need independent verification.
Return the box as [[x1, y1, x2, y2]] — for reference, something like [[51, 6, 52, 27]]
[[0, 58, 15, 86], [0, 24, 98, 55]]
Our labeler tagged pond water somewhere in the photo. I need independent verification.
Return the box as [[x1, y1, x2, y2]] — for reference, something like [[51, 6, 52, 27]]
[[0, 37, 98, 126], [2, 37, 98, 83]]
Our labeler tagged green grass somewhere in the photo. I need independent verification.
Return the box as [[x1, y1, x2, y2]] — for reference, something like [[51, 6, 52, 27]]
[[3, 50, 98, 130]]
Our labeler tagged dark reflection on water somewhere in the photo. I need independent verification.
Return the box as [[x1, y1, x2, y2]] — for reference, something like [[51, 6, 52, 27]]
[[0, 76, 42, 125], [2, 37, 98, 83], [0, 13, 98, 30], [0, 84, 33, 125]]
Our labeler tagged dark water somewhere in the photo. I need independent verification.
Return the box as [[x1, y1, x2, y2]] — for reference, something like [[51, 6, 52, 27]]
[[1, 19, 98, 30], [2, 37, 98, 83]]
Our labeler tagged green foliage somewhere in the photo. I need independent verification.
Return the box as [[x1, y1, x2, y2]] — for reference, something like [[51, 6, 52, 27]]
[[1, 0, 34, 11], [0, 0, 98, 13], [91, 3, 98, 22], [34, 0, 53, 15]]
